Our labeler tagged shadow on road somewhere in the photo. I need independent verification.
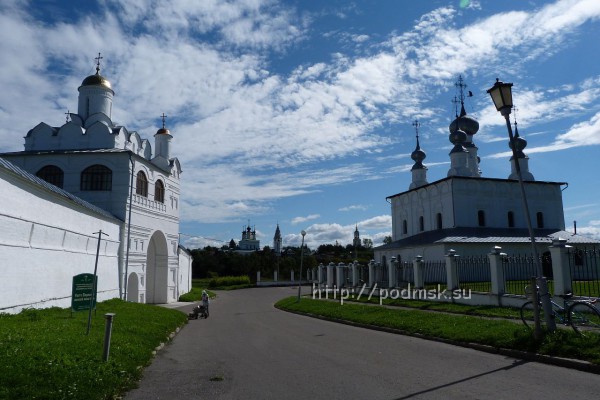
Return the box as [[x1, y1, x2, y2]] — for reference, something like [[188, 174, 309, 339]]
[[393, 359, 529, 399]]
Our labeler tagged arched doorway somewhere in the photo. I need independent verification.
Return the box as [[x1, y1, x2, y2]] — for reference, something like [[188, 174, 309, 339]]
[[127, 272, 139, 302], [146, 230, 169, 303]]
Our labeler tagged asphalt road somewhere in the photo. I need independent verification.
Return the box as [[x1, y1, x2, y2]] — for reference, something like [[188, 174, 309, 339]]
[[125, 287, 600, 399]]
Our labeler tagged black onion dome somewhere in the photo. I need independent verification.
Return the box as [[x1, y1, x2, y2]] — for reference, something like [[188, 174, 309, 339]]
[[449, 105, 479, 136]]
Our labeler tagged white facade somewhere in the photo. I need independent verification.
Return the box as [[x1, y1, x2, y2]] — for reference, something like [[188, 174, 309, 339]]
[[0, 64, 191, 313]]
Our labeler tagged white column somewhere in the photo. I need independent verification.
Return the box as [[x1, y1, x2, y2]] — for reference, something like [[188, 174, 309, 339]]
[[445, 249, 459, 290], [388, 257, 397, 288], [549, 238, 572, 296], [368, 260, 375, 288], [351, 262, 359, 287], [274, 270, 278, 282], [413, 256, 424, 288], [257, 271, 261, 283], [327, 262, 335, 287], [336, 263, 345, 288], [488, 246, 506, 295]]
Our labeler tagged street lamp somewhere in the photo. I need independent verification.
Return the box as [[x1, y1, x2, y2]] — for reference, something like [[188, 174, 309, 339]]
[[296, 230, 306, 302], [487, 79, 556, 333]]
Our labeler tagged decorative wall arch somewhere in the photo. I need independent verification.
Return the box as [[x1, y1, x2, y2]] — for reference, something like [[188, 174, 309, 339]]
[[127, 272, 140, 302]]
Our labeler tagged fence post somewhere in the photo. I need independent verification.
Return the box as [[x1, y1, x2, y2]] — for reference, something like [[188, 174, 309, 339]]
[[488, 246, 506, 295], [336, 263, 345, 288], [549, 238, 572, 296], [368, 260, 375, 288], [389, 257, 397, 288], [327, 262, 335, 287], [413, 256, 424, 288], [351, 262, 359, 287], [445, 249, 459, 290], [257, 271, 261, 284], [290, 270, 294, 282], [274, 270, 278, 282]]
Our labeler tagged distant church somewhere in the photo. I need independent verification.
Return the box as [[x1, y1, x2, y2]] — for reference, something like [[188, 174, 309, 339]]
[[0, 54, 192, 313], [237, 223, 260, 252], [375, 76, 599, 264]]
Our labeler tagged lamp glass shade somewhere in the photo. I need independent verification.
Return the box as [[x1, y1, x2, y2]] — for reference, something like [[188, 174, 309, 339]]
[[487, 80, 513, 111]]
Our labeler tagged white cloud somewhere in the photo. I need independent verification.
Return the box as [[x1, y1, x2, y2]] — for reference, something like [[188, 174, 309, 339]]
[[339, 204, 368, 212], [291, 214, 320, 225]]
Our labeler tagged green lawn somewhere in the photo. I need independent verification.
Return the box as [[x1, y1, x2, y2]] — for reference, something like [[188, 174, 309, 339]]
[[0, 299, 187, 400]]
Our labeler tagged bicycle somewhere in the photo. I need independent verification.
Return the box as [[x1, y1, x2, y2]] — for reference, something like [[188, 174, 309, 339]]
[[520, 286, 600, 335]]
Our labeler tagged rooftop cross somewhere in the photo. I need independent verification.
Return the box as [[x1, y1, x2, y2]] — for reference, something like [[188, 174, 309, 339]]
[[94, 52, 103, 74], [412, 119, 421, 140], [65, 109, 70, 123], [160, 113, 168, 129]]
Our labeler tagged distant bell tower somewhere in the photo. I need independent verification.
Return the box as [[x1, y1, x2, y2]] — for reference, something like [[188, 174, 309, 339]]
[[273, 224, 282, 254], [353, 225, 361, 248]]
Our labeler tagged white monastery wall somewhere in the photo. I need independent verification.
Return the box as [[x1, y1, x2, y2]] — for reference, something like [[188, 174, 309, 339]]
[[0, 167, 121, 314]]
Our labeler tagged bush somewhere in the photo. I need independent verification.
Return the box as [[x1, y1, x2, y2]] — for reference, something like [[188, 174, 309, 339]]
[[208, 275, 251, 288]]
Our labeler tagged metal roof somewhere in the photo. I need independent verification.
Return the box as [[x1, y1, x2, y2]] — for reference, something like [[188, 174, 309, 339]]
[[0, 157, 120, 222], [375, 227, 600, 251]]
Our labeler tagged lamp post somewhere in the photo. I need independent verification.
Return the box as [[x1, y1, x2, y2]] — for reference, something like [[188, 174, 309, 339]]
[[296, 230, 306, 302], [487, 79, 556, 334]]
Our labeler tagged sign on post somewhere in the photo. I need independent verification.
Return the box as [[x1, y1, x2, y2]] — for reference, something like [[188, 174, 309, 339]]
[[72, 273, 97, 312]]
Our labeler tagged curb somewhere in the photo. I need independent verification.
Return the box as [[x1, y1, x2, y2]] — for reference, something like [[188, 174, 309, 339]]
[[276, 306, 600, 375]]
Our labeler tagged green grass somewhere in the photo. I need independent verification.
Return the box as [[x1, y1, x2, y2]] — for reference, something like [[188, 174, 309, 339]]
[[179, 276, 252, 301], [0, 299, 187, 400], [276, 296, 600, 365]]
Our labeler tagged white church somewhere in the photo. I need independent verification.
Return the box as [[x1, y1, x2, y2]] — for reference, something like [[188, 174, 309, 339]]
[[0, 56, 192, 314], [374, 77, 599, 264]]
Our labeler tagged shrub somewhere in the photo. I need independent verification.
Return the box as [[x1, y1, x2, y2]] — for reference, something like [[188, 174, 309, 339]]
[[208, 275, 251, 288]]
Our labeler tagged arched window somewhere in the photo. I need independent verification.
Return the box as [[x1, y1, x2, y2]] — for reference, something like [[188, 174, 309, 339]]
[[478, 210, 486, 227], [508, 211, 515, 228], [136, 171, 148, 197], [155, 179, 165, 203], [436, 213, 443, 230], [536, 212, 544, 228], [419, 216, 424, 232], [81, 164, 112, 191], [36, 165, 64, 188], [402, 220, 408, 235]]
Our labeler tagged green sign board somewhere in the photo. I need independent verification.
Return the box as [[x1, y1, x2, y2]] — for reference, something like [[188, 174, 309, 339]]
[[72, 273, 97, 312]]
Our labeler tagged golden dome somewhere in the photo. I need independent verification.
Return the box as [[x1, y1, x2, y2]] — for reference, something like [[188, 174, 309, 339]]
[[156, 128, 171, 135], [81, 73, 112, 89]]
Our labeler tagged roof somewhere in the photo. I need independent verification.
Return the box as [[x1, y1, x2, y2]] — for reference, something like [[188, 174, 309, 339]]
[[0, 157, 120, 222], [375, 227, 600, 251], [386, 175, 568, 200]]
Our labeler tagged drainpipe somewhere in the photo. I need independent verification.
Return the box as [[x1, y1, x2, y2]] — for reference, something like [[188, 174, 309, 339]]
[[124, 154, 135, 301]]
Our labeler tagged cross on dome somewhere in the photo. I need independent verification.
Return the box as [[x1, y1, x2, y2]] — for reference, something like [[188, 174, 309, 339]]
[[94, 52, 103, 74]]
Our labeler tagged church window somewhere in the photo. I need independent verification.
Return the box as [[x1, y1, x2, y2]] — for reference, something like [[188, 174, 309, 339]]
[[136, 171, 148, 197], [36, 165, 64, 188], [155, 179, 165, 203], [402, 220, 407, 234], [436, 213, 442, 230], [478, 210, 486, 227], [81, 164, 112, 191], [536, 212, 544, 228], [419, 216, 424, 232], [508, 211, 515, 228]]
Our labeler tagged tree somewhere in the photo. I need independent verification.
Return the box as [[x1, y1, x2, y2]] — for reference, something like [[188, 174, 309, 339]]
[[362, 238, 373, 249], [383, 236, 392, 245]]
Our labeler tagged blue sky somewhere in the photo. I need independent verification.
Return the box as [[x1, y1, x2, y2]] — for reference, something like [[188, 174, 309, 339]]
[[1, 0, 599, 250]]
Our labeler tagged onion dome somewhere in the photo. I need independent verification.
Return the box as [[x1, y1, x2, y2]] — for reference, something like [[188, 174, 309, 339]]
[[81, 72, 112, 90], [156, 127, 171, 135], [449, 129, 468, 153], [449, 104, 479, 137], [410, 137, 426, 169], [508, 124, 527, 158]]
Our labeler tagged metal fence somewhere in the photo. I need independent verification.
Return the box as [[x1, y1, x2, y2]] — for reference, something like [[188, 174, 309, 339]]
[[396, 261, 414, 288], [375, 263, 389, 288], [423, 260, 446, 289], [502, 254, 540, 295], [569, 247, 600, 297], [456, 255, 491, 292]]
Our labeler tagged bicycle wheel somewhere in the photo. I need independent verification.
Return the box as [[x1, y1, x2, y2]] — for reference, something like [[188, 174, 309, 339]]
[[568, 302, 600, 335], [520, 301, 546, 329]]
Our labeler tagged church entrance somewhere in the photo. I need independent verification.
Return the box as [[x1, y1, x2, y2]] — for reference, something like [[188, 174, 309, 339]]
[[146, 230, 169, 304]]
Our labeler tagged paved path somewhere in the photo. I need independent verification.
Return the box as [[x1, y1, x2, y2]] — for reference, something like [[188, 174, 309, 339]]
[[125, 287, 600, 399]]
